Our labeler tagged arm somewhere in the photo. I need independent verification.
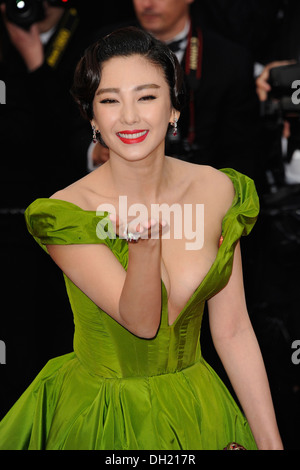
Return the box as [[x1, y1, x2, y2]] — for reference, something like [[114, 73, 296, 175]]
[[46, 219, 162, 339], [207, 241, 283, 450], [119, 237, 162, 338]]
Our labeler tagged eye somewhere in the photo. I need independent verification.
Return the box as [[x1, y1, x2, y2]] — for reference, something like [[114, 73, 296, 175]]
[[139, 95, 157, 101], [100, 98, 118, 104]]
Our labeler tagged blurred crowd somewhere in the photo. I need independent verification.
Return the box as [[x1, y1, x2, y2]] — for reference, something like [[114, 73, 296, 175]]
[[0, 0, 299, 449], [1, 0, 300, 203]]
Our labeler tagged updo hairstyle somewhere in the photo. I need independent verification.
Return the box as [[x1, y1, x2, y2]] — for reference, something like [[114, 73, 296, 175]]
[[71, 26, 185, 124]]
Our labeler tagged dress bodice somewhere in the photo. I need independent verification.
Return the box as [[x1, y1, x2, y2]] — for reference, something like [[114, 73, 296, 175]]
[[25, 168, 259, 379]]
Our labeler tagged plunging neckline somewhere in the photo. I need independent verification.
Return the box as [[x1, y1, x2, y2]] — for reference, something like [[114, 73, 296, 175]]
[[162, 242, 223, 327]]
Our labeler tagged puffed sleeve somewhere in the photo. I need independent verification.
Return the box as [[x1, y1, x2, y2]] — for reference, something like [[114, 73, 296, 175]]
[[220, 168, 260, 241], [24, 198, 115, 254]]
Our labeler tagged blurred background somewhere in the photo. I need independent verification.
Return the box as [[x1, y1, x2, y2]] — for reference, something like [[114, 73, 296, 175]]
[[0, 0, 299, 449]]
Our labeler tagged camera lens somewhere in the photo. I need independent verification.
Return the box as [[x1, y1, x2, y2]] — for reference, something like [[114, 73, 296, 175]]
[[5, 0, 45, 28], [14, 1, 33, 19]]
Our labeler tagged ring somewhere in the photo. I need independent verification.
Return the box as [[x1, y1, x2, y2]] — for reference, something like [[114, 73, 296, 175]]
[[122, 225, 141, 243]]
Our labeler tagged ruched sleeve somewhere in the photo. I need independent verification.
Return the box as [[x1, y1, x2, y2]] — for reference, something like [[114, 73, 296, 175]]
[[24, 198, 115, 254], [220, 168, 259, 241]]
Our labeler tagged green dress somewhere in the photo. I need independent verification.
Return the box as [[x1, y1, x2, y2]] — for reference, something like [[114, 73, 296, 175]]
[[0, 169, 259, 450]]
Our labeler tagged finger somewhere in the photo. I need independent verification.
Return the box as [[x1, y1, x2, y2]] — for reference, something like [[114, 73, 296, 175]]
[[256, 77, 271, 101], [108, 213, 118, 224], [283, 120, 291, 139], [257, 78, 271, 91], [256, 87, 268, 102], [146, 219, 164, 239], [121, 218, 168, 241], [129, 218, 156, 236]]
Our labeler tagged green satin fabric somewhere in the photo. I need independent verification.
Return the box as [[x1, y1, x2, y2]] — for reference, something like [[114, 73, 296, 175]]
[[0, 168, 259, 450]]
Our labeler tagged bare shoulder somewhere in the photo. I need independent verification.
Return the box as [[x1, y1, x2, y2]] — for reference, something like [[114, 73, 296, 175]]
[[200, 165, 235, 212], [185, 162, 234, 195], [173, 162, 235, 218], [50, 179, 86, 207], [166, 158, 235, 207], [168, 157, 232, 185], [50, 166, 107, 210], [201, 165, 235, 195]]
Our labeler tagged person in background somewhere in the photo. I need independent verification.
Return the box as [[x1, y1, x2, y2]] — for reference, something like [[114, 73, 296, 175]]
[[0, 1, 94, 208]]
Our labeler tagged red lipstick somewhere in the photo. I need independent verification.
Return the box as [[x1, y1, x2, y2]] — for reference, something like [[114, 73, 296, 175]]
[[117, 130, 149, 144]]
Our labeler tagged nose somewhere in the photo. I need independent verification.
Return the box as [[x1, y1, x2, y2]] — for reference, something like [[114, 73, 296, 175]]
[[141, 0, 154, 8], [120, 101, 140, 126], [134, 0, 154, 9]]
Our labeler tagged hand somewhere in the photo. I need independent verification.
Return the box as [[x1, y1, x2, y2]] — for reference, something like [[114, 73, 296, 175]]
[[0, 4, 44, 71], [256, 60, 295, 139], [109, 214, 167, 243], [255, 60, 296, 102]]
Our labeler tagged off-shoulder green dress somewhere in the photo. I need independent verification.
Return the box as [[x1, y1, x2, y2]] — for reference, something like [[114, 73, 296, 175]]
[[0, 169, 259, 450]]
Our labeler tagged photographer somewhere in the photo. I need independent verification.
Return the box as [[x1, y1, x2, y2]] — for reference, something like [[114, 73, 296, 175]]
[[256, 60, 300, 184], [0, 0, 95, 208]]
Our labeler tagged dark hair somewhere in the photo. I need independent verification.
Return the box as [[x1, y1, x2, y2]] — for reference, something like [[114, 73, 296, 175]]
[[71, 26, 185, 123]]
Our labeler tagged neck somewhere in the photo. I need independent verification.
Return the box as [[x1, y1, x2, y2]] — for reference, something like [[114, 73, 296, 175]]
[[154, 17, 190, 43], [106, 148, 171, 206]]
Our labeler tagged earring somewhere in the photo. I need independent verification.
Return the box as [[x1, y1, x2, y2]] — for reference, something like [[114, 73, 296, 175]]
[[173, 117, 178, 137], [92, 125, 97, 143]]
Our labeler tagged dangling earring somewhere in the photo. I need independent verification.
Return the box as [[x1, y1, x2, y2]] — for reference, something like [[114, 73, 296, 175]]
[[92, 125, 97, 143], [173, 117, 178, 137]]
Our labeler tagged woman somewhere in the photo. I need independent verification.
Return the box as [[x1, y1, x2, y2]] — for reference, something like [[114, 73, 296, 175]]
[[0, 27, 283, 450]]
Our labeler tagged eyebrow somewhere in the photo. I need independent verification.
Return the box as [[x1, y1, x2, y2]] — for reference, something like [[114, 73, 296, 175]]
[[96, 83, 161, 96]]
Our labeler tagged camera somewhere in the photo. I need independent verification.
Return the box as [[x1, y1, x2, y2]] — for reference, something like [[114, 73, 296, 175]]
[[261, 63, 300, 161], [0, 0, 71, 29], [261, 63, 300, 118]]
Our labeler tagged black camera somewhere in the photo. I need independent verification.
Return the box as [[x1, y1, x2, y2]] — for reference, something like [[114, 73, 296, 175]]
[[260, 63, 300, 176], [0, 0, 71, 29], [261, 63, 300, 118]]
